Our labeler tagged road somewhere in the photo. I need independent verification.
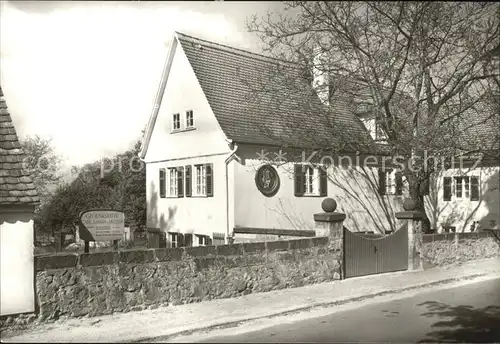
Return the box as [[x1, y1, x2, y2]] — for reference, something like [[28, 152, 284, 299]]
[[172, 278, 500, 343]]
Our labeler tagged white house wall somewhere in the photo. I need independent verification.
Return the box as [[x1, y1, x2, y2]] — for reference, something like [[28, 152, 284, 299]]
[[425, 166, 500, 232], [0, 212, 35, 316], [234, 157, 406, 234], [143, 39, 229, 164], [146, 154, 229, 241]]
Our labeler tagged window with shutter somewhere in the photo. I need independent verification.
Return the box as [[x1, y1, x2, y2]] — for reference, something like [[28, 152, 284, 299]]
[[443, 177, 452, 201], [470, 176, 479, 201], [295, 164, 324, 197], [159, 168, 166, 198], [177, 166, 184, 198], [206, 163, 213, 197], [185, 165, 192, 197], [294, 164, 305, 196]]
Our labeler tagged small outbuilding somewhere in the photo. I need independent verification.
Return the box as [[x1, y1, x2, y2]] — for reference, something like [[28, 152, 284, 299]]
[[0, 86, 40, 316]]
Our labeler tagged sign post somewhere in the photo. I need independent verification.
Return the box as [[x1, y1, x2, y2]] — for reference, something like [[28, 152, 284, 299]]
[[79, 209, 125, 253]]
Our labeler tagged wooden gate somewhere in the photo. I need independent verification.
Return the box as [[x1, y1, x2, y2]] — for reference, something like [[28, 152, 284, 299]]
[[343, 225, 408, 278]]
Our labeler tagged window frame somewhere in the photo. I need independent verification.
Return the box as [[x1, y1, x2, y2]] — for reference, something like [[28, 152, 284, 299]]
[[294, 164, 327, 197], [196, 234, 212, 246], [304, 166, 320, 196], [169, 233, 179, 248], [444, 175, 479, 201], [194, 164, 207, 197], [172, 113, 181, 131], [167, 167, 179, 197], [186, 110, 195, 129]]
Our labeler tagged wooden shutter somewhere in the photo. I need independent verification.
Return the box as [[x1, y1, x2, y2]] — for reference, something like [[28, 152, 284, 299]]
[[206, 163, 214, 197], [294, 165, 305, 196], [159, 168, 166, 198], [378, 168, 386, 195], [470, 176, 479, 201], [185, 165, 192, 197], [395, 171, 403, 195], [443, 177, 452, 201], [319, 167, 328, 196], [177, 166, 184, 198]]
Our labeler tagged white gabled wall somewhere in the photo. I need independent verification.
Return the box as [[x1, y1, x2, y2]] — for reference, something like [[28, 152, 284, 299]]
[[144, 39, 231, 243], [143, 38, 229, 163]]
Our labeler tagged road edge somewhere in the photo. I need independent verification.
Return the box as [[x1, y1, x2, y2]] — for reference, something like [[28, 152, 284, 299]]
[[132, 272, 492, 343]]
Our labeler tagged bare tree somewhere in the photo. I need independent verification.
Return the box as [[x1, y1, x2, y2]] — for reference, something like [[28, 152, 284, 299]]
[[247, 1, 500, 232], [20, 134, 64, 206]]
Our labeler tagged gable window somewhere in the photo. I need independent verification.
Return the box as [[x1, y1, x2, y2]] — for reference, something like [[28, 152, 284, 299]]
[[444, 176, 479, 201], [193, 163, 213, 197], [172, 113, 180, 131], [294, 164, 327, 197], [360, 117, 387, 142], [378, 169, 403, 196], [186, 110, 194, 129]]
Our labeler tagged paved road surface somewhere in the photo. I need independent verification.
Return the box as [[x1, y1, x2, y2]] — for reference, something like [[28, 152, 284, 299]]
[[192, 278, 500, 343]]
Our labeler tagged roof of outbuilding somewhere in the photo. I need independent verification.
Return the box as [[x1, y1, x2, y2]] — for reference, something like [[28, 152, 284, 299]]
[[174, 32, 375, 152], [0, 87, 40, 206]]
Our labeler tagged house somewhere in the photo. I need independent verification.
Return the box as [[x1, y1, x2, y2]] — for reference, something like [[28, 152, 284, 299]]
[[0, 86, 40, 316], [139, 32, 408, 247], [424, 106, 500, 233]]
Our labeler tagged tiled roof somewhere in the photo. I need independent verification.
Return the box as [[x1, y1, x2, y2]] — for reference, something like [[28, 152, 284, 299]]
[[176, 33, 375, 153], [0, 87, 40, 206]]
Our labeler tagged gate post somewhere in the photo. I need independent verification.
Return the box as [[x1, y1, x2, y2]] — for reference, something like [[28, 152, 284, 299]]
[[396, 199, 424, 271], [314, 198, 346, 279]]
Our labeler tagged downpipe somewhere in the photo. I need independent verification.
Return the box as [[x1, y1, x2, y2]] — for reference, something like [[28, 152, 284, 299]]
[[224, 139, 239, 244]]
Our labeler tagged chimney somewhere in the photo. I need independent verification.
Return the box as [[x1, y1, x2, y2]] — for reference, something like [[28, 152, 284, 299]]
[[312, 47, 330, 106]]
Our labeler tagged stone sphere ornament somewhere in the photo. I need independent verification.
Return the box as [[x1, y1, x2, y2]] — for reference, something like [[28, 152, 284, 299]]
[[321, 198, 337, 212], [403, 198, 417, 211]]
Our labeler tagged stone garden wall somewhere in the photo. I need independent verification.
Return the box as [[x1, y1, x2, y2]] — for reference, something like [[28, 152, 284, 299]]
[[422, 230, 500, 267], [1, 237, 340, 330]]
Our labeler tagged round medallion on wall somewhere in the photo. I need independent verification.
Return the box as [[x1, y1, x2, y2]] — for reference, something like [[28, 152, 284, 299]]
[[255, 164, 280, 197]]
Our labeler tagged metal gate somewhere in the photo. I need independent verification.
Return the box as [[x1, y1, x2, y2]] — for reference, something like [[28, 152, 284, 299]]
[[343, 225, 408, 278]]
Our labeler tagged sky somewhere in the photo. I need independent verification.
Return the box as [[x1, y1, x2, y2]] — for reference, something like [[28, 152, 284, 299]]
[[0, 1, 285, 167]]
